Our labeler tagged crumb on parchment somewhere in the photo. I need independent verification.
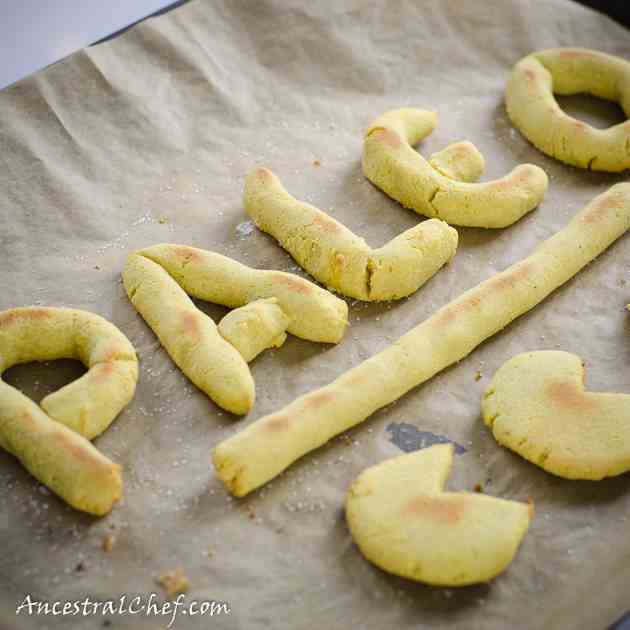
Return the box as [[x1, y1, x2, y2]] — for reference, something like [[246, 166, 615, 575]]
[[101, 533, 116, 552], [157, 568, 189, 596]]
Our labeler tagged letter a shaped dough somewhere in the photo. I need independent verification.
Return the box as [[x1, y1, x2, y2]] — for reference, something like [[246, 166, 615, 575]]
[[0, 307, 138, 515]]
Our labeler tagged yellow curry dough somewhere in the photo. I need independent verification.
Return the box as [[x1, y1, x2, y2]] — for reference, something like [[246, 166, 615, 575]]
[[244, 168, 458, 301], [483, 351, 630, 480], [213, 183, 630, 496], [123, 245, 348, 415], [218, 298, 290, 362], [506, 48, 630, 172], [362, 108, 549, 228], [0, 307, 138, 515], [346, 445, 532, 586]]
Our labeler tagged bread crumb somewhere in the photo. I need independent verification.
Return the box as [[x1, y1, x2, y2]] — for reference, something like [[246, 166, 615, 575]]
[[159, 217, 168, 224], [474, 371, 482, 381], [313, 160, 321, 167], [473, 483, 483, 493], [157, 568, 189, 596], [101, 534, 116, 552], [94, 265, 100, 270]]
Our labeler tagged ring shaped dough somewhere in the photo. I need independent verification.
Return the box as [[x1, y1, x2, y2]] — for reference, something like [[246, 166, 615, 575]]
[[213, 183, 630, 496], [244, 168, 458, 301], [506, 48, 630, 172], [483, 351, 630, 480], [123, 245, 348, 415], [361, 108, 549, 228], [346, 445, 532, 586], [0, 307, 139, 515]]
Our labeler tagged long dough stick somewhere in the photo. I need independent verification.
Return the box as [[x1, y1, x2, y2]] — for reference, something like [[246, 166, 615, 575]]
[[213, 183, 630, 496]]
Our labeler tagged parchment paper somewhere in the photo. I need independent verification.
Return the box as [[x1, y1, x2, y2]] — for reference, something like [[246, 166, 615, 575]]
[[1, 1, 629, 629]]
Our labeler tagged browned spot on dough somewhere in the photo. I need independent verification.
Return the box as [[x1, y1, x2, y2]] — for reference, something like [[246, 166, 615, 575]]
[[435, 263, 532, 328], [454, 144, 474, 157], [546, 380, 597, 411], [0, 308, 53, 327], [582, 193, 625, 224], [434, 294, 482, 326], [304, 389, 336, 409], [91, 361, 115, 384], [484, 261, 532, 294], [559, 50, 592, 59], [52, 429, 100, 465], [402, 494, 468, 524], [523, 68, 545, 97], [255, 167, 273, 182], [313, 213, 342, 234], [180, 310, 201, 341], [263, 415, 290, 432], [344, 370, 369, 386], [19, 411, 37, 430], [273, 273, 311, 295], [372, 127, 403, 149], [172, 245, 203, 264], [100, 343, 124, 363]]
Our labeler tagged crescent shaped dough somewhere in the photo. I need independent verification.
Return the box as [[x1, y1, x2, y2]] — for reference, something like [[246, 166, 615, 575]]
[[361, 108, 549, 228], [244, 168, 458, 301], [0, 307, 138, 515], [213, 183, 630, 496], [506, 48, 630, 172], [346, 444, 532, 586], [123, 245, 347, 414], [483, 351, 630, 480]]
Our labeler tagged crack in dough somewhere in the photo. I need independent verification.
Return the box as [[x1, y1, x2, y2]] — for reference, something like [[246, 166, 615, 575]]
[[244, 167, 458, 301], [506, 48, 630, 172], [361, 108, 548, 228]]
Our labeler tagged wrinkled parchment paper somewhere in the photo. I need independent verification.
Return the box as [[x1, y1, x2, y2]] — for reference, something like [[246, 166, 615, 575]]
[[1, 1, 629, 628]]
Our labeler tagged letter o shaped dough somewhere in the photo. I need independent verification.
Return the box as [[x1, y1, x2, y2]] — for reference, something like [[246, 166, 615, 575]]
[[506, 48, 630, 172], [0, 307, 138, 515]]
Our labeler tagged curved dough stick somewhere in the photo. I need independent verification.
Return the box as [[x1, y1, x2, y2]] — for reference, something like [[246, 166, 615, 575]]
[[213, 183, 630, 496], [506, 48, 630, 172], [123, 246, 348, 414], [346, 444, 532, 585], [244, 168, 458, 301], [483, 351, 630, 480], [362, 108, 549, 228], [0, 307, 138, 515], [218, 298, 290, 362]]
